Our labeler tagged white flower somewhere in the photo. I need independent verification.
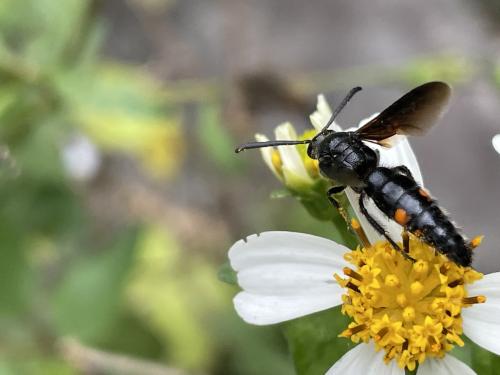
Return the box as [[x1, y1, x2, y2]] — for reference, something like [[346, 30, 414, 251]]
[[310, 94, 423, 245], [328, 344, 476, 375], [492, 134, 500, 155], [229, 231, 498, 374], [62, 134, 101, 181], [256, 122, 316, 190]]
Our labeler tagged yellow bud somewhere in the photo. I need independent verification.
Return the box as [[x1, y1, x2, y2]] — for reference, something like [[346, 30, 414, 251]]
[[385, 274, 400, 287], [396, 293, 407, 307], [410, 281, 424, 295], [304, 158, 319, 178], [413, 260, 428, 274], [403, 307, 416, 322], [271, 149, 283, 175]]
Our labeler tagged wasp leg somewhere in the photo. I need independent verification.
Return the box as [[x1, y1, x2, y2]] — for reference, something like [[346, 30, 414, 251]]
[[358, 192, 415, 262], [327, 185, 350, 223], [327, 185, 346, 210], [328, 186, 370, 247], [393, 165, 413, 179], [327, 186, 350, 224], [402, 230, 410, 254]]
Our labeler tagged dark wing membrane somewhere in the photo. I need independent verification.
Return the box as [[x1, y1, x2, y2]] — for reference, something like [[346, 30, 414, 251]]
[[355, 81, 451, 141]]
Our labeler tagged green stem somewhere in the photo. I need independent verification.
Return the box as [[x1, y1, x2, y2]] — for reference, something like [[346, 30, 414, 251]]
[[405, 366, 418, 375]]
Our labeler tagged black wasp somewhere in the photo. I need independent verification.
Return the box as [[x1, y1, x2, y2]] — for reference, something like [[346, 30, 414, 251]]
[[236, 82, 475, 267]]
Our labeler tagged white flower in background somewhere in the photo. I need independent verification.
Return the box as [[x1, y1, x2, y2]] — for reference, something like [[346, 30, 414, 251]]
[[62, 134, 101, 181], [492, 134, 500, 155], [256, 122, 316, 191], [229, 231, 498, 374], [309, 94, 423, 245]]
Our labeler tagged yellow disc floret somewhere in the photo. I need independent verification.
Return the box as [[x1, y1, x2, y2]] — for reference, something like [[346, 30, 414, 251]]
[[335, 234, 485, 371]]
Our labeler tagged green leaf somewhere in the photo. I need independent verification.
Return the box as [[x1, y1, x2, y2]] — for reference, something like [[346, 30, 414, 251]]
[[292, 180, 358, 249], [24, 0, 90, 68], [52, 227, 139, 344], [73, 19, 106, 71], [99, 311, 163, 359], [284, 306, 354, 375], [126, 227, 220, 370], [197, 102, 243, 172], [6, 358, 75, 375], [449, 337, 472, 366], [13, 117, 67, 183], [218, 261, 237, 285], [55, 63, 183, 179], [450, 336, 500, 374], [213, 311, 293, 375], [469, 337, 500, 375], [0, 222, 30, 315]]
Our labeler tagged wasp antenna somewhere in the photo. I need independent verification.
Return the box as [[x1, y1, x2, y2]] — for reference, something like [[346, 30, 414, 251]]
[[235, 139, 311, 153], [318, 86, 362, 135]]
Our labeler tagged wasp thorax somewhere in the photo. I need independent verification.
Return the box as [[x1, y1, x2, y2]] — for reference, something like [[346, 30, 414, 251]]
[[316, 132, 378, 187]]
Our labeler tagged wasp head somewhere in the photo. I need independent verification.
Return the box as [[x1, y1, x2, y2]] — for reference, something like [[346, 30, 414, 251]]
[[307, 130, 333, 159]]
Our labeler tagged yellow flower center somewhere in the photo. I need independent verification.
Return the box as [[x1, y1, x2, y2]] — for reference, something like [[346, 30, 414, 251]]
[[336, 235, 485, 371], [271, 149, 283, 176], [300, 129, 320, 178]]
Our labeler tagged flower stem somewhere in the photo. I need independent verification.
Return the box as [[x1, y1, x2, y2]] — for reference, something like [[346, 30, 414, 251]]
[[405, 367, 418, 375]]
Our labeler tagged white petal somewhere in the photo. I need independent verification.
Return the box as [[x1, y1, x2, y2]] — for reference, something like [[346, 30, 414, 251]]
[[254, 133, 283, 181], [238, 262, 343, 295], [309, 94, 342, 132], [326, 343, 403, 375], [234, 290, 342, 325], [229, 232, 349, 325], [462, 272, 500, 355], [229, 232, 349, 271], [417, 355, 475, 375], [379, 136, 423, 186], [274, 122, 313, 184], [354, 115, 423, 186], [345, 188, 384, 244], [492, 134, 500, 154]]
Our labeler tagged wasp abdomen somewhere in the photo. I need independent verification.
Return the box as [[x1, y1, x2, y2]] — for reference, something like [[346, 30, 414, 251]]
[[366, 167, 472, 266], [409, 205, 472, 266]]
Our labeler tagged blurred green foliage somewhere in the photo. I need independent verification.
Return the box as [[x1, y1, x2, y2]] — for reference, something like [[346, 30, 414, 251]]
[[0, 1, 295, 374], [0, 0, 180, 372], [0, 0, 182, 180]]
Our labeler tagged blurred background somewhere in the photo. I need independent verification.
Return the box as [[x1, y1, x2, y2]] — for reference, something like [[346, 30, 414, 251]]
[[1, 0, 500, 374]]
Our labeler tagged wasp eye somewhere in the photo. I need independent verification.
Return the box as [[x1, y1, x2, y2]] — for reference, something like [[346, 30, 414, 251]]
[[307, 144, 316, 159]]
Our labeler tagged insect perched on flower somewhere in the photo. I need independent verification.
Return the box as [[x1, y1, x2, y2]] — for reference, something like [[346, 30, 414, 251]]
[[228, 231, 498, 374], [236, 82, 477, 267]]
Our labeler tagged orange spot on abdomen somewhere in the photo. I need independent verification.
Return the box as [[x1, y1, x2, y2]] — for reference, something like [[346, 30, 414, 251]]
[[418, 188, 432, 201], [395, 208, 410, 225]]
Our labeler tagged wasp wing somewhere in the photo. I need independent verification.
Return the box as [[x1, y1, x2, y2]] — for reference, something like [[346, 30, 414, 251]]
[[355, 81, 451, 142]]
